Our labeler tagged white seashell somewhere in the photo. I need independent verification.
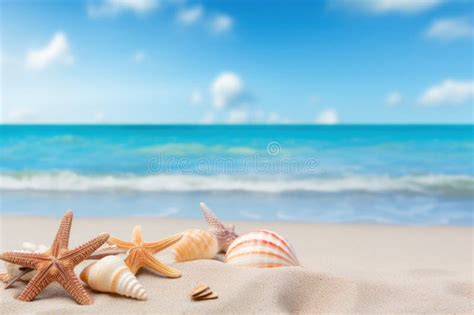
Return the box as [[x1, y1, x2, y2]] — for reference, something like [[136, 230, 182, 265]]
[[20, 242, 48, 254], [80, 255, 147, 300], [22, 242, 37, 252], [5, 242, 48, 281], [225, 230, 300, 268], [171, 229, 218, 262]]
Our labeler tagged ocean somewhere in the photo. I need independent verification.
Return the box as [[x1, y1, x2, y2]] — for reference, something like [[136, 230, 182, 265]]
[[0, 125, 472, 225]]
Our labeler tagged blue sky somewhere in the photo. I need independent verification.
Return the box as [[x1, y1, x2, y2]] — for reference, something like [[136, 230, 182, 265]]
[[1, 0, 473, 124]]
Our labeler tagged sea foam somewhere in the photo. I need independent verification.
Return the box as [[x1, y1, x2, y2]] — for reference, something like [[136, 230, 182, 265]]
[[0, 171, 472, 196]]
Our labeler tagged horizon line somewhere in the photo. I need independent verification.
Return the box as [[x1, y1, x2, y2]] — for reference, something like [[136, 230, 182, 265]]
[[0, 123, 473, 126]]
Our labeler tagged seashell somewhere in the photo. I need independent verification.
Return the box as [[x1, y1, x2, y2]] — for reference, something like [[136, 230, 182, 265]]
[[5, 242, 48, 282], [190, 284, 219, 301], [22, 242, 48, 253], [80, 255, 147, 300], [172, 229, 218, 262], [225, 230, 300, 268], [200, 202, 238, 252], [190, 284, 209, 297], [196, 292, 218, 300], [0, 272, 10, 282]]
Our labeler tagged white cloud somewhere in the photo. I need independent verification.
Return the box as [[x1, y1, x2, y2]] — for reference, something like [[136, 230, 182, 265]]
[[3, 108, 37, 123], [189, 89, 203, 105], [332, 0, 443, 14], [132, 50, 146, 63], [211, 72, 243, 109], [426, 17, 474, 40], [177, 5, 203, 25], [200, 112, 216, 124], [26, 32, 73, 70], [385, 91, 402, 106], [211, 14, 233, 33], [227, 109, 249, 124], [88, 0, 159, 17], [418, 79, 474, 106], [315, 109, 339, 124]]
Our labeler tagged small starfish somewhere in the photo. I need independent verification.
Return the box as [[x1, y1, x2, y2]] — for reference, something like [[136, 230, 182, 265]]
[[107, 225, 182, 277], [200, 202, 238, 252], [0, 210, 109, 305]]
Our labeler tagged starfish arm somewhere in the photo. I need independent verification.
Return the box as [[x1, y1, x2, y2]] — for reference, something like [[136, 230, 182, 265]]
[[17, 264, 54, 302], [0, 252, 49, 269], [106, 236, 135, 249], [132, 225, 144, 245], [60, 234, 109, 266], [143, 233, 183, 254], [124, 249, 143, 274], [57, 265, 93, 305], [142, 250, 181, 278], [50, 210, 73, 256]]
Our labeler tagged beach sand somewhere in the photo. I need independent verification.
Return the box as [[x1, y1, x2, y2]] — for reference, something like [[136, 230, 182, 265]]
[[0, 216, 472, 313]]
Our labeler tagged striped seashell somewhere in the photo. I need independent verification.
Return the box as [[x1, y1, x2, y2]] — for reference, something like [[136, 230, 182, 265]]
[[172, 229, 218, 262], [225, 230, 300, 268], [5, 242, 48, 281], [80, 255, 147, 300]]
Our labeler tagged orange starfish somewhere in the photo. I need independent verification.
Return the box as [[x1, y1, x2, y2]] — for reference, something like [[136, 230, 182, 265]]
[[107, 225, 182, 277], [0, 210, 109, 305]]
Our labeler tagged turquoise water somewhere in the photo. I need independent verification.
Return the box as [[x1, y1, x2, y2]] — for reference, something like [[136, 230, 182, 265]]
[[1, 125, 473, 225]]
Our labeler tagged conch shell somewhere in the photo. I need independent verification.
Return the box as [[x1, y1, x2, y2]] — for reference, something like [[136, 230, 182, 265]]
[[172, 229, 218, 262], [5, 242, 48, 282], [200, 202, 238, 252], [80, 255, 147, 300], [225, 230, 300, 268]]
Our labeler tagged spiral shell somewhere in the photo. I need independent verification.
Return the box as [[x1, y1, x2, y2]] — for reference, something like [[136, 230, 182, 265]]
[[225, 230, 300, 268], [80, 255, 147, 300], [172, 229, 219, 262], [5, 242, 48, 281], [200, 202, 238, 252]]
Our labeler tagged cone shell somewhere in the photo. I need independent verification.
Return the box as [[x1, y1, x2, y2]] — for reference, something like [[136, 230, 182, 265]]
[[5, 242, 48, 281], [200, 202, 238, 252], [225, 230, 300, 268], [172, 229, 219, 262], [80, 255, 147, 300]]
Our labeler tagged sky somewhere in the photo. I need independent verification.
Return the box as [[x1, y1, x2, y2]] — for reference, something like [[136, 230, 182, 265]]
[[1, 0, 473, 124]]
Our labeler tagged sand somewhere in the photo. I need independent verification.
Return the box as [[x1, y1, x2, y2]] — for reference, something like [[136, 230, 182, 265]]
[[0, 216, 472, 313]]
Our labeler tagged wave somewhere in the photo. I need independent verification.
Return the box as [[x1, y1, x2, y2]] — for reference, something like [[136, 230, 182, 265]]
[[0, 171, 473, 196]]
